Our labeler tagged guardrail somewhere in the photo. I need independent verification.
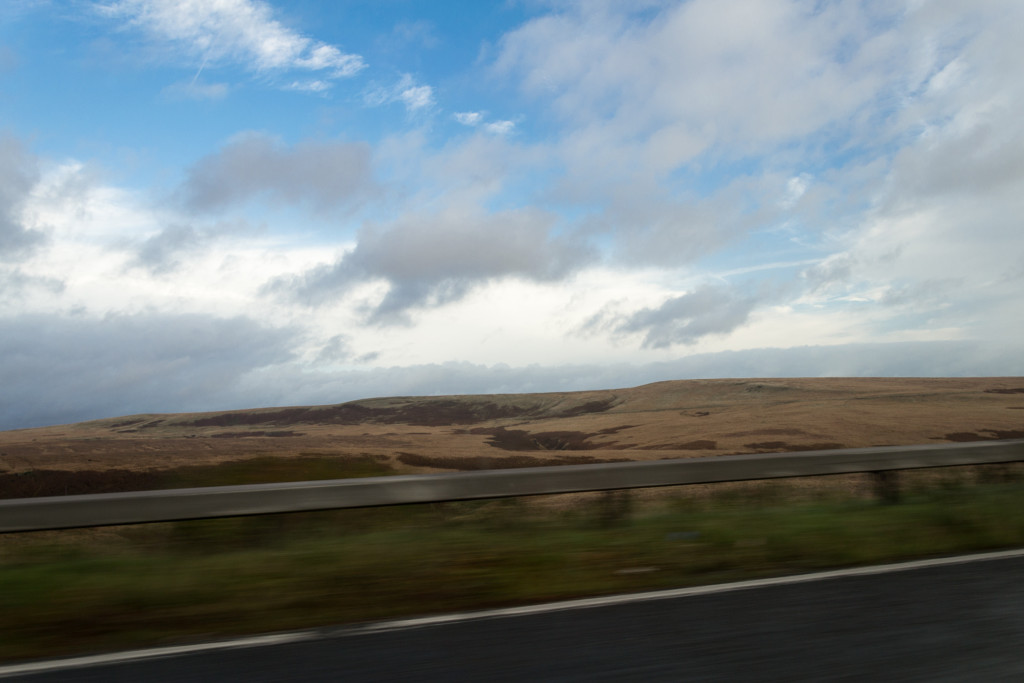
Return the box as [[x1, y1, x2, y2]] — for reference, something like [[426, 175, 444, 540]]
[[2, 439, 1023, 533]]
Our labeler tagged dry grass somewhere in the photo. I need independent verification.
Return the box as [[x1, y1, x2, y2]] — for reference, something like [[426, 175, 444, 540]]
[[1, 378, 1022, 485]]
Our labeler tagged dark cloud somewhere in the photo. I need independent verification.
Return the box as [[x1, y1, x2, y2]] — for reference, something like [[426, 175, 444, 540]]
[[225, 340, 1024, 415], [0, 313, 296, 429], [0, 267, 64, 296], [272, 206, 596, 324], [130, 223, 207, 274], [0, 134, 44, 259], [616, 284, 759, 348], [2, 333, 1016, 431], [888, 118, 1024, 205], [314, 334, 353, 364], [180, 133, 376, 213], [129, 220, 257, 274], [801, 256, 854, 294]]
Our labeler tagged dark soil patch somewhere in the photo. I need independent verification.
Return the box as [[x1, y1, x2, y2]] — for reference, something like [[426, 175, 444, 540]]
[[941, 432, 987, 442], [553, 398, 617, 418], [0, 456, 393, 499], [744, 383, 790, 393], [185, 401, 537, 428], [639, 440, 717, 450], [209, 431, 303, 438], [725, 428, 809, 437], [469, 427, 614, 451], [597, 425, 637, 435], [186, 408, 321, 428], [0, 469, 165, 499], [743, 442, 846, 452], [939, 430, 1024, 442], [396, 452, 626, 471], [985, 388, 1024, 394], [179, 395, 618, 429], [368, 401, 536, 426]]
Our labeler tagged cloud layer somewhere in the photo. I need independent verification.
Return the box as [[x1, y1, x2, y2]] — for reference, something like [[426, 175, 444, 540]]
[[1, 1, 1022, 429], [0, 313, 296, 429]]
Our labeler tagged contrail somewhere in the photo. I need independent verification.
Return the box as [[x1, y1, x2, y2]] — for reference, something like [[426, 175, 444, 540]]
[[190, 54, 210, 85]]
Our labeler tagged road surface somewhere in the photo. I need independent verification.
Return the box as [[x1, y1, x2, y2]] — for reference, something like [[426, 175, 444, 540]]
[[3, 549, 1024, 681]]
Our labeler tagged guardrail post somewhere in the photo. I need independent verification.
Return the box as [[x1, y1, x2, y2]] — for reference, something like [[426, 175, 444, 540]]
[[871, 471, 900, 504], [598, 490, 632, 527], [977, 463, 1014, 484]]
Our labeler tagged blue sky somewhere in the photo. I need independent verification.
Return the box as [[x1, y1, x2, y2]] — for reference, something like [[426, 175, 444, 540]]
[[2, 0, 1023, 429]]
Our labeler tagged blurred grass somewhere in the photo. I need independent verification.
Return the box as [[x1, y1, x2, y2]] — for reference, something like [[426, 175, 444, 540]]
[[2, 466, 1024, 662]]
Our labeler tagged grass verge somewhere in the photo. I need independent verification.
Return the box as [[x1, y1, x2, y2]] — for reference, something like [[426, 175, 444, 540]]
[[2, 471, 1024, 662]]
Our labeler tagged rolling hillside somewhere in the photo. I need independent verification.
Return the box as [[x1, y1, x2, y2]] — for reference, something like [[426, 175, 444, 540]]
[[2, 378, 1023, 493]]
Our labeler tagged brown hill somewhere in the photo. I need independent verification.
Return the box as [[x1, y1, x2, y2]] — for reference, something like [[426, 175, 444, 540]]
[[2, 378, 1023, 484]]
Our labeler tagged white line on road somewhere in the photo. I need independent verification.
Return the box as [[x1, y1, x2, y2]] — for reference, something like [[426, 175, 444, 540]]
[[3, 546, 1024, 678]]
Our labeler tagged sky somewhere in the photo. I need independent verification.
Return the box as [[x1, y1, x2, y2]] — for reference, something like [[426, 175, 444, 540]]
[[1, 0, 1023, 429]]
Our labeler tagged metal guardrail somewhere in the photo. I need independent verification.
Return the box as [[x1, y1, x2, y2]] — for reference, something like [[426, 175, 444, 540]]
[[2, 439, 1023, 533]]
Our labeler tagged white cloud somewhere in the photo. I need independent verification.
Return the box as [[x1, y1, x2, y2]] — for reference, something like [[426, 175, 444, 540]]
[[400, 84, 434, 111], [487, 0, 912, 248], [285, 79, 331, 93], [495, 0, 901, 153], [99, 0, 365, 79], [365, 73, 434, 112], [776, 0, 1024, 347], [454, 111, 483, 126], [780, 174, 810, 209], [453, 111, 514, 135], [483, 0, 1024, 352], [483, 120, 515, 136]]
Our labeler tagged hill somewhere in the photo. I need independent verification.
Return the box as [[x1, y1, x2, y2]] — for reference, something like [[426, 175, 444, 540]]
[[2, 378, 1023, 487]]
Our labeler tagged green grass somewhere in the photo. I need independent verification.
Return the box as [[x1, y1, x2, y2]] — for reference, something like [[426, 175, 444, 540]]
[[2, 474, 1024, 663]]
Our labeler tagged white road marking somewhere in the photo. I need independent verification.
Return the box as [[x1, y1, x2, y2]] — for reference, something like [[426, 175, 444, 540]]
[[3, 546, 1023, 678]]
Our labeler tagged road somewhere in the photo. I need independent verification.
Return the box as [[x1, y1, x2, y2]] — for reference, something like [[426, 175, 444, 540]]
[[3, 550, 1024, 682]]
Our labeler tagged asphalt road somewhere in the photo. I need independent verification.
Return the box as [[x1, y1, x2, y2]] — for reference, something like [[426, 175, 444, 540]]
[[4, 551, 1024, 682]]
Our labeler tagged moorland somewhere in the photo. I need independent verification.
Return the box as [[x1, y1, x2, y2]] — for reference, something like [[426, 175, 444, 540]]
[[2, 376, 1023, 497]]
